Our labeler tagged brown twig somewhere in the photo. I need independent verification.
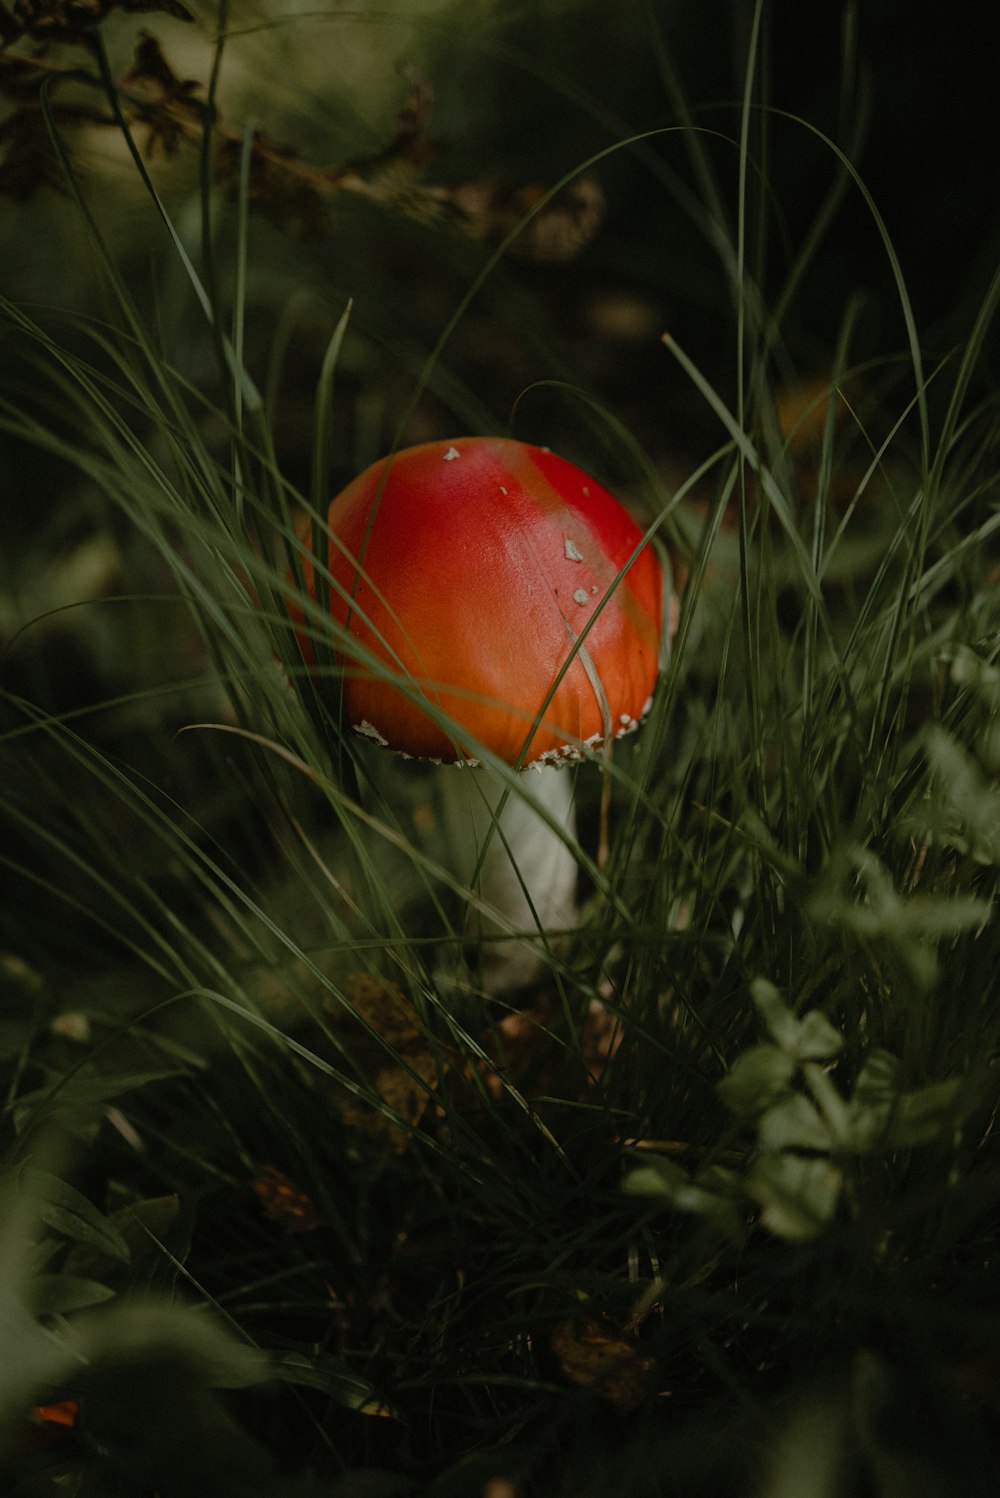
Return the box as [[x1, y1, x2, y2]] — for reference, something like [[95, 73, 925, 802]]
[[0, 28, 605, 258]]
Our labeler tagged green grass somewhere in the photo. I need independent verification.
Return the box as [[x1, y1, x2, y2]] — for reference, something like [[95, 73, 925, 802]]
[[2, 2, 1000, 1494]]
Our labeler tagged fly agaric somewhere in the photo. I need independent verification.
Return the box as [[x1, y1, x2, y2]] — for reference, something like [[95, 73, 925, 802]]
[[295, 436, 664, 991]]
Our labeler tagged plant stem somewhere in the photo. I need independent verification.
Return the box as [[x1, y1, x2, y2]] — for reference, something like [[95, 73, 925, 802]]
[[439, 764, 577, 994]]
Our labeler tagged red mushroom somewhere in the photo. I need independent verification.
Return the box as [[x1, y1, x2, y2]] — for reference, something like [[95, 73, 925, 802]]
[[295, 436, 665, 990]]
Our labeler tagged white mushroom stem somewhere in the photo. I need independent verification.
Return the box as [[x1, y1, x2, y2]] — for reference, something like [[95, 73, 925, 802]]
[[439, 764, 578, 994]]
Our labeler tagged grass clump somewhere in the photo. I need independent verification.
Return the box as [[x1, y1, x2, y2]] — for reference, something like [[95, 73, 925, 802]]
[[1, 2, 999, 1494]]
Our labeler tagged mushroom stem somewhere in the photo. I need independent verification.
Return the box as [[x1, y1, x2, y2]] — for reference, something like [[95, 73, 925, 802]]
[[439, 764, 577, 994]]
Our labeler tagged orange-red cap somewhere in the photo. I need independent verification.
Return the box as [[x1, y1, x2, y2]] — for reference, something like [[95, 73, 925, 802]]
[[296, 437, 663, 767]]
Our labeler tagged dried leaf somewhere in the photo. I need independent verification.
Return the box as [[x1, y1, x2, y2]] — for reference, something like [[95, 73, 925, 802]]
[[29, 1399, 79, 1429], [448, 173, 605, 261], [226, 74, 441, 240], [345, 71, 440, 185], [25, 1398, 80, 1451], [118, 0, 192, 17], [1, 28, 601, 261], [483, 1005, 548, 1070], [550, 1314, 655, 1412], [481, 992, 629, 1105], [336, 79, 603, 259], [0, 47, 115, 202], [0, 106, 68, 200], [0, 47, 67, 104], [374, 1050, 440, 1122], [250, 1164, 323, 1234], [122, 32, 203, 155], [337, 1051, 442, 1157], [579, 995, 623, 1082], [11, 0, 191, 41], [333, 971, 426, 1052], [775, 375, 844, 454], [325, 973, 446, 1155], [216, 127, 330, 239]]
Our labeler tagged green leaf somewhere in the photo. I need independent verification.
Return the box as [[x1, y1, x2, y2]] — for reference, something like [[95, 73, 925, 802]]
[[269, 1351, 391, 1414], [621, 1157, 689, 1200], [890, 1077, 967, 1147], [851, 1049, 900, 1106], [842, 1055, 969, 1151], [13, 1067, 185, 1130], [843, 1051, 898, 1150], [749, 1154, 843, 1242], [750, 978, 801, 1052], [29, 1272, 117, 1316], [802, 1063, 852, 1143], [12, 1168, 130, 1264], [112, 1194, 184, 1264], [72, 1300, 269, 1389], [756, 1093, 832, 1153], [793, 1010, 844, 1063], [718, 1045, 796, 1117], [623, 1157, 744, 1239], [807, 847, 991, 988], [750, 979, 842, 1061], [311, 300, 354, 517], [64, 1194, 182, 1285], [922, 725, 1000, 862]]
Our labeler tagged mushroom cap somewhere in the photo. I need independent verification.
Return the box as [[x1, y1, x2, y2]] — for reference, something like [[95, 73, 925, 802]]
[[299, 437, 663, 767]]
